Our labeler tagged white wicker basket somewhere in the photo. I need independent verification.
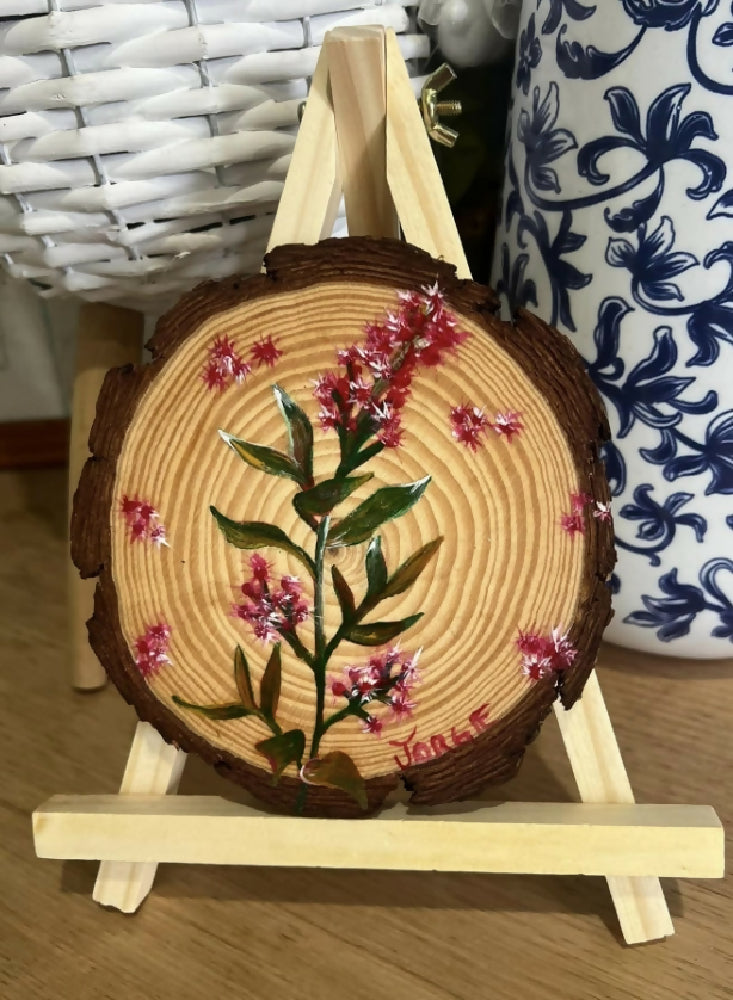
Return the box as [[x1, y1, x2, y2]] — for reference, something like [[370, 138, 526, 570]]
[[0, 1, 427, 305]]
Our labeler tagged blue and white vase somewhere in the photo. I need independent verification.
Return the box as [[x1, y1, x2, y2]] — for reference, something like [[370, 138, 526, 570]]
[[494, 0, 733, 657]]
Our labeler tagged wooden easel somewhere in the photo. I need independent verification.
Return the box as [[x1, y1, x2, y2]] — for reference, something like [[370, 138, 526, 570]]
[[35, 26, 723, 945]]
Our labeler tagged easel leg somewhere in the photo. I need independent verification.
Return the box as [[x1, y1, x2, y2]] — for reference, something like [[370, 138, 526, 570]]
[[93, 722, 186, 912], [554, 670, 674, 943], [69, 303, 144, 690]]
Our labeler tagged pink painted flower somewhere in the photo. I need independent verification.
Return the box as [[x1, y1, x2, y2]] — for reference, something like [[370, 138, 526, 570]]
[[390, 689, 417, 720], [231, 356, 252, 383], [491, 411, 523, 442], [120, 495, 168, 547], [561, 490, 607, 537], [328, 647, 422, 734], [571, 492, 594, 515], [134, 622, 171, 678], [202, 336, 250, 391], [232, 553, 310, 644], [362, 715, 383, 736], [249, 553, 270, 581], [331, 678, 350, 700], [202, 361, 229, 391], [593, 501, 612, 522], [208, 335, 234, 362], [313, 285, 468, 448], [149, 524, 167, 547], [450, 405, 490, 451], [560, 512, 585, 538], [516, 627, 577, 682], [550, 627, 578, 669], [250, 335, 283, 368]]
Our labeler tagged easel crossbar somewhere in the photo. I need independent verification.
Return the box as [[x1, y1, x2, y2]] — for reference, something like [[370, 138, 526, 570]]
[[34, 797, 723, 878]]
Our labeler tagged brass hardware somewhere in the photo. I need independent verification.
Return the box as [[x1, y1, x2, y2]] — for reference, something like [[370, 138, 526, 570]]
[[421, 63, 462, 147]]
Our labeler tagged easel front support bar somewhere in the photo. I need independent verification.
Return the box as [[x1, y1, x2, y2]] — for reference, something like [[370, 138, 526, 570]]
[[34, 797, 722, 877]]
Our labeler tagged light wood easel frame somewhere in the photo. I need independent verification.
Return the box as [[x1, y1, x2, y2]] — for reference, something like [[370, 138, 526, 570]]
[[36, 27, 723, 945]]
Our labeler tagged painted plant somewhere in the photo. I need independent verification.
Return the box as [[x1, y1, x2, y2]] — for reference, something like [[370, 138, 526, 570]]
[[172, 284, 472, 811]]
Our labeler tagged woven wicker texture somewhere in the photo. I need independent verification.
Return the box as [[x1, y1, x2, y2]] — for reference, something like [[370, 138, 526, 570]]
[[0, 1, 427, 305]]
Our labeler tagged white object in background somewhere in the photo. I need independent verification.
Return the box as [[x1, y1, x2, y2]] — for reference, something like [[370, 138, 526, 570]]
[[495, 2, 733, 658], [0, 273, 66, 420], [418, 0, 521, 67], [0, 0, 429, 308]]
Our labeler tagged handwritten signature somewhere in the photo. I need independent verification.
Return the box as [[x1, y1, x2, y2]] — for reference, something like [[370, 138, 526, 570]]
[[388, 703, 490, 768]]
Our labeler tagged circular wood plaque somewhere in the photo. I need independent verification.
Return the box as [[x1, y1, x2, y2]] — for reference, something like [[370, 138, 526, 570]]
[[72, 238, 614, 817]]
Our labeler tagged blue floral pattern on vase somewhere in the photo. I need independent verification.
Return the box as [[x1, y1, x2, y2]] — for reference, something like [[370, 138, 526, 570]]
[[495, 0, 733, 655]]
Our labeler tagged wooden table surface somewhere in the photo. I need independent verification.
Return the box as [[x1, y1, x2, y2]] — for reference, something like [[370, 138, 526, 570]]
[[1, 468, 730, 1000]]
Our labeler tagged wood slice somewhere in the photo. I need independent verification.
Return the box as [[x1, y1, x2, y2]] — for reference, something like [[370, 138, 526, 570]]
[[72, 237, 614, 817]]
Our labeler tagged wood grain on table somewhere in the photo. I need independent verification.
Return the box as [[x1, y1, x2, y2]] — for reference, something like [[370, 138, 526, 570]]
[[1, 469, 730, 1000]]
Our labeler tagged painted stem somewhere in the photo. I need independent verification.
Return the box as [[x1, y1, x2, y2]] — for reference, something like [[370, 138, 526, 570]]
[[688, 13, 733, 96], [632, 276, 732, 317], [309, 515, 330, 759], [526, 160, 658, 213]]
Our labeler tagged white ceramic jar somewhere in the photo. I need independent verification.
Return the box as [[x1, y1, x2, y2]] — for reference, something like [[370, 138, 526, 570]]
[[494, 0, 733, 656]]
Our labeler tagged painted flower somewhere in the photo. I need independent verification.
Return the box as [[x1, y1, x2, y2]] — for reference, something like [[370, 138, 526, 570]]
[[362, 716, 383, 736], [516, 13, 542, 95], [517, 209, 591, 332], [621, 0, 718, 31], [584, 297, 718, 487], [329, 647, 421, 733], [686, 242, 733, 366], [450, 405, 490, 451], [232, 552, 310, 643], [250, 335, 283, 368], [134, 622, 171, 678], [314, 284, 468, 448], [618, 483, 706, 565], [560, 512, 585, 537], [606, 217, 698, 302], [624, 567, 708, 640], [665, 410, 733, 495], [390, 690, 417, 720], [202, 335, 251, 391], [120, 495, 169, 546], [492, 411, 524, 442], [518, 82, 577, 194], [593, 501, 612, 522], [579, 84, 724, 219], [539, 0, 596, 35], [571, 492, 595, 514], [627, 558, 733, 643], [517, 627, 577, 680]]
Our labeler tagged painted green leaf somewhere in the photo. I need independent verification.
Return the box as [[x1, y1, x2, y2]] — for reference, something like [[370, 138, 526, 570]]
[[365, 536, 388, 599], [302, 751, 368, 809], [233, 645, 257, 711], [332, 565, 357, 624], [219, 430, 306, 485], [378, 536, 443, 603], [273, 385, 314, 484], [172, 696, 254, 721], [293, 473, 373, 518], [259, 643, 282, 722], [345, 439, 385, 474], [255, 729, 306, 784], [326, 477, 431, 548], [344, 613, 423, 646], [210, 507, 315, 576]]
